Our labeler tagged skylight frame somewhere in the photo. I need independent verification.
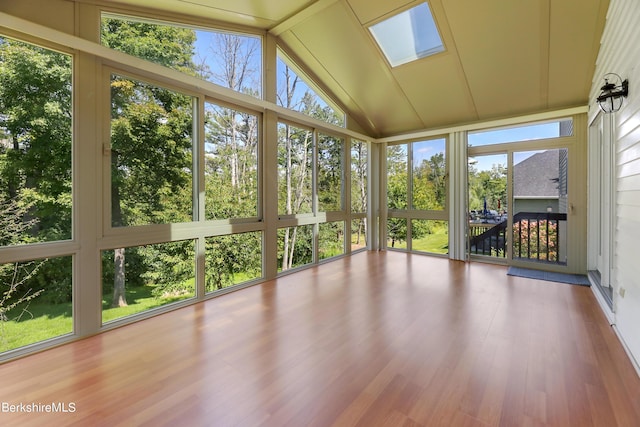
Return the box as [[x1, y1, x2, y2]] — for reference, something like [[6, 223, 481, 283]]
[[368, 2, 445, 67]]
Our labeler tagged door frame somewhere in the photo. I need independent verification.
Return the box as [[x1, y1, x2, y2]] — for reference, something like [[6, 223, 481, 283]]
[[465, 115, 587, 274], [588, 112, 616, 310]]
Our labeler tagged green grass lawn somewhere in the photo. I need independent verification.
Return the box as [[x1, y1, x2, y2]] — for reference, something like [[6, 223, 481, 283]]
[[0, 300, 73, 352], [102, 284, 194, 323], [386, 230, 449, 253], [412, 228, 449, 254], [1, 285, 193, 353]]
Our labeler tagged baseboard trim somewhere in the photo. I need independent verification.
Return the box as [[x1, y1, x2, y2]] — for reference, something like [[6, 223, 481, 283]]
[[612, 324, 640, 379], [589, 277, 615, 324]]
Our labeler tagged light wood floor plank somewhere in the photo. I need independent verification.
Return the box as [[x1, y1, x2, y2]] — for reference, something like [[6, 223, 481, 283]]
[[0, 251, 638, 426]]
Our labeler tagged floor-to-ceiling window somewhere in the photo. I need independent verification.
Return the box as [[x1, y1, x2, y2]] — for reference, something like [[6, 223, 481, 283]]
[[0, 36, 74, 352], [385, 138, 448, 254]]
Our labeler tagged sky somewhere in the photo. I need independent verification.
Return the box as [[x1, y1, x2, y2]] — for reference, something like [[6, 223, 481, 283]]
[[194, 29, 336, 117], [468, 121, 563, 171]]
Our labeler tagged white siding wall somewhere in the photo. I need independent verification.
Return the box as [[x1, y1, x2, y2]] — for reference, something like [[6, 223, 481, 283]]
[[590, 0, 640, 368]]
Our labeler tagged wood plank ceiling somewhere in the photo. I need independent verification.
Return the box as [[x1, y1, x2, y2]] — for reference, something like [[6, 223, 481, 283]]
[[99, 0, 609, 137]]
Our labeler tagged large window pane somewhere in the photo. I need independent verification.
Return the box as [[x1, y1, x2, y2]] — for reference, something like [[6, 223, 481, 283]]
[[387, 144, 408, 210], [1, 256, 73, 353], [317, 133, 343, 212], [278, 225, 313, 272], [351, 218, 367, 251], [468, 119, 573, 147], [278, 123, 312, 215], [102, 240, 195, 323], [387, 218, 407, 249], [101, 15, 262, 98], [205, 103, 258, 219], [351, 140, 368, 213], [412, 139, 446, 210], [319, 221, 345, 260], [110, 75, 194, 227], [277, 53, 345, 126], [412, 220, 449, 255], [205, 232, 262, 293], [0, 36, 72, 244]]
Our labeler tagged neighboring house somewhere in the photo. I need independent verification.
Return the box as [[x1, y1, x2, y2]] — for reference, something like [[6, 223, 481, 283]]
[[513, 149, 568, 214]]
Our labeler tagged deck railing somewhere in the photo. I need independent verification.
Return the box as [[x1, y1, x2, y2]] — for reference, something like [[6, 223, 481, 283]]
[[469, 212, 567, 263]]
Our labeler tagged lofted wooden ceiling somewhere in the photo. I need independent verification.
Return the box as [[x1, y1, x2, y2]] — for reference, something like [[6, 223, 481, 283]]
[[100, 0, 610, 137]]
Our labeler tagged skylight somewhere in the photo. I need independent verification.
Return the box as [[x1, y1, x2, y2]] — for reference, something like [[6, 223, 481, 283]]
[[369, 2, 444, 67]]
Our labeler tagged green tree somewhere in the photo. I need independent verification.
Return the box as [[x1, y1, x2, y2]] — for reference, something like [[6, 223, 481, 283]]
[[205, 233, 261, 291], [0, 37, 72, 305], [318, 133, 343, 212], [468, 163, 507, 213], [200, 34, 262, 284], [0, 197, 45, 346], [102, 19, 197, 307], [386, 144, 408, 246], [101, 19, 197, 75], [0, 37, 72, 243]]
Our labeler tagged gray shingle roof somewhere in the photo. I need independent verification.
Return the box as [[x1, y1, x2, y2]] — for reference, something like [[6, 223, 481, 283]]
[[513, 150, 559, 198]]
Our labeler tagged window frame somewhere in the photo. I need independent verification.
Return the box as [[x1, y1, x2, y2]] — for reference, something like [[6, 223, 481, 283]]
[[0, 32, 77, 358], [385, 136, 449, 254], [100, 12, 266, 100]]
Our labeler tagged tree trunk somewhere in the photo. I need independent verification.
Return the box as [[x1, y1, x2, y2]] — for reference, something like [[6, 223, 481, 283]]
[[282, 227, 290, 271], [111, 154, 127, 307], [288, 226, 298, 269], [112, 247, 127, 307]]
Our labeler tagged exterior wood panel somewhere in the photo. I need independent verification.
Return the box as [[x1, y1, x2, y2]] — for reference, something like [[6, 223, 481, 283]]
[[591, 0, 640, 372]]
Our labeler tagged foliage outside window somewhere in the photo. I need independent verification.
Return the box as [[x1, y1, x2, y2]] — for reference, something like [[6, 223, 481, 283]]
[[387, 218, 408, 249], [278, 122, 313, 216], [412, 139, 446, 210], [107, 39, 195, 312], [110, 75, 194, 228], [351, 218, 367, 251], [351, 139, 368, 251], [319, 221, 345, 260], [411, 220, 449, 255], [387, 139, 447, 251], [205, 103, 259, 219], [101, 15, 262, 98], [351, 140, 368, 213], [387, 144, 408, 210], [0, 256, 73, 353], [317, 133, 344, 212], [278, 225, 313, 272], [0, 36, 74, 354], [467, 155, 507, 215], [205, 232, 262, 292], [0, 37, 72, 244], [102, 240, 195, 323], [276, 55, 345, 127]]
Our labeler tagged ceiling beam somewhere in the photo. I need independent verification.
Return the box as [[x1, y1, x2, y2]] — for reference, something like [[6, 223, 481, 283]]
[[269, 0, 339, 36]]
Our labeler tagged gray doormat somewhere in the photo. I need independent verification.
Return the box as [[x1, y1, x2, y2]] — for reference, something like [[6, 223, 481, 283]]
[[507, 266, 591, 286]]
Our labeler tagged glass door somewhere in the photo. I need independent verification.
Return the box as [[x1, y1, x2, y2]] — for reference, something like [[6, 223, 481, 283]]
[[467, 118, 581, 271], [512, 149, 568, 265], [468, 154, 508, 260]]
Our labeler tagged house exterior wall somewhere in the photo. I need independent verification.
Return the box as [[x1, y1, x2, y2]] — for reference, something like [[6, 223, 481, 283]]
[[513, 198, 558, 214], [589, 0, 640, 370]]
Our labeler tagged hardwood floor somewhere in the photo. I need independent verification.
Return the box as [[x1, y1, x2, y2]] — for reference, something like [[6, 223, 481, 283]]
[[1, 251, 639, 426]]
